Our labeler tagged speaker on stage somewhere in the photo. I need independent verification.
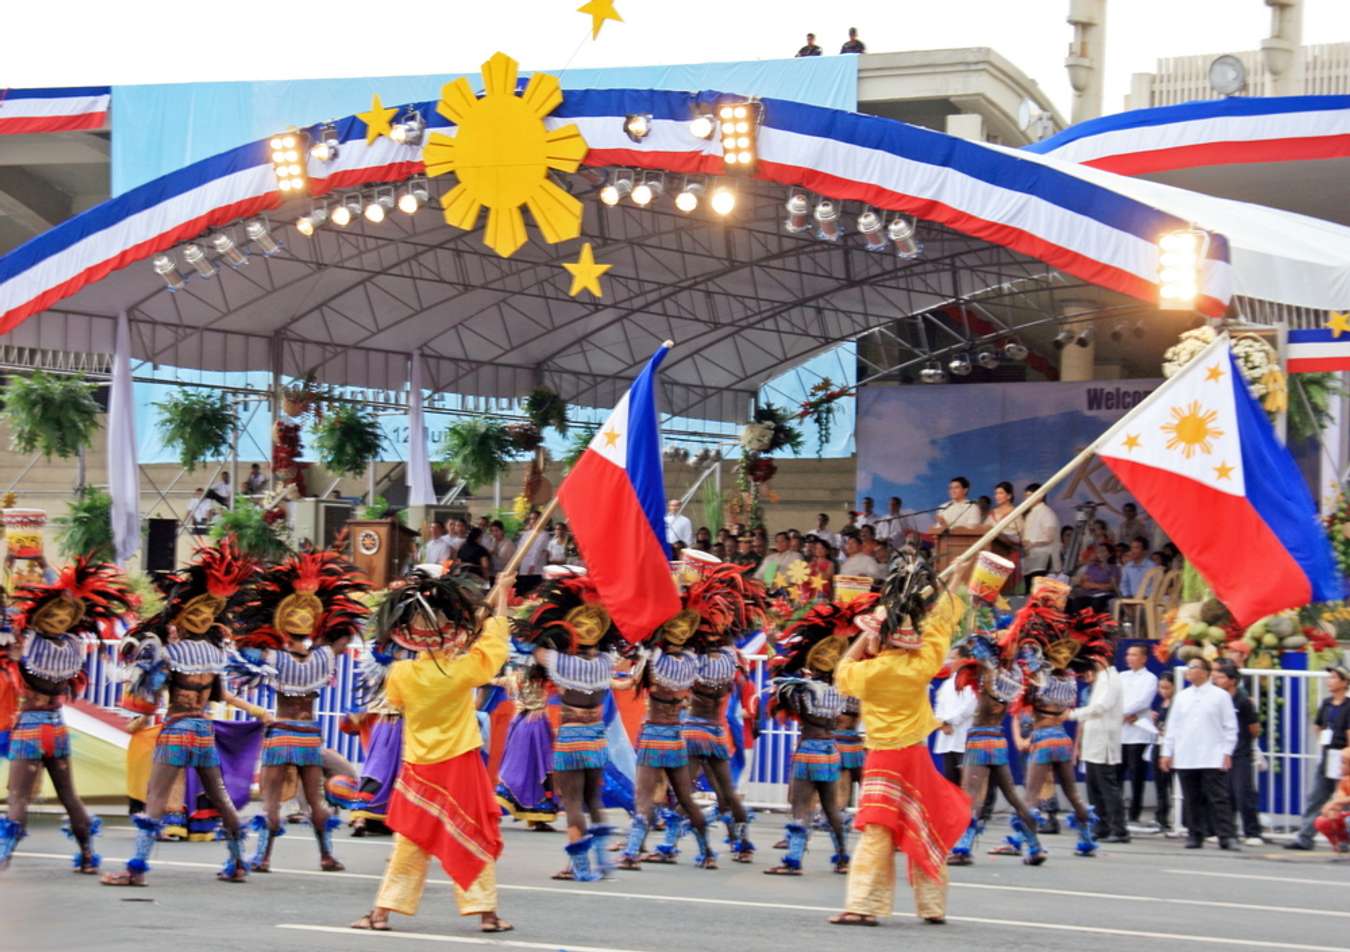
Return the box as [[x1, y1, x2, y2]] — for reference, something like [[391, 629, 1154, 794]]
[[145, 518, 177, 574]]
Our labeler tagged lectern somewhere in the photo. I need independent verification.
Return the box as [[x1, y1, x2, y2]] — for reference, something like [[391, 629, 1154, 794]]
[[932, 529, 1018, 594], [346, 518, 419, 590]]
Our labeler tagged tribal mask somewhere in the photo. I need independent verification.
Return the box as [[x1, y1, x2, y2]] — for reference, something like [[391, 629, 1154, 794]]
[[174, 593, 225, 636], [658, 609, 699, 647], [32, 594, 84, 636], [565, 603, 612, 647], [275, 591, 324, 639], [805, 634, 846, 675]]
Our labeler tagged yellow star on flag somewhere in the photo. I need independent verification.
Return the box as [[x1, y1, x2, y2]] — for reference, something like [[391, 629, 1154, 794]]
[[1204, 363, 1224, 382], [563, 242, 612, 298], [1214, 461, 1235, 481], [602, 427, 620, 447], [357, 94, 399, 145], [577, 0, 622, 39], [1122, 433, 1141, 452], [1327, 311, 1350, 338]]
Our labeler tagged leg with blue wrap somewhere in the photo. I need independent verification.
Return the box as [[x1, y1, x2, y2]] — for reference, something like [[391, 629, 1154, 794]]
[[102, 813, 162, 886], [645, 808, 687, 862], [0, 816, 25, 871], [617, 814, 648, 870], [764, 823, 808, 875], [565, 835, 601, 881], [589, 824, 615, 878], [948, 818, 979, 865], [248, 815, 283, 872], [1071, 805, 1100, 857], [218, 827, 249, 882], [692, 823, 717, 869], [830, 825, 849, 874], [300, 763, 344, 872], [63, 815, 102, 873]]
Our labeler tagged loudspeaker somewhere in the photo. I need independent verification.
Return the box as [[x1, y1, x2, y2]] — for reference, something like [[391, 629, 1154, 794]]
[[145, 518, 177, 574]]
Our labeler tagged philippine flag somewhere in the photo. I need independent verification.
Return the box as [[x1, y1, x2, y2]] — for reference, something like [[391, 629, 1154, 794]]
[[557, 343, 682, 641], [1097, 333, 1342, 625]]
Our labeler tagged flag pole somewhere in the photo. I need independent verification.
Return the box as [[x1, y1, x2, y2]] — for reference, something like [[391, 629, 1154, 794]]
[[484, 494, 562, 603], [937, 332, 1231, 581]]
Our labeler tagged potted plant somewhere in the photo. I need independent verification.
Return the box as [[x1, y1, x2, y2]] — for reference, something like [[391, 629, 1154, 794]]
[[442, 416, 517, 490], [155, 389, 237, 470], [210, 499, 291, 561], [313, 404, 385, 477], [1, 371, 100, 488], [524, 387, 568, 435], [281, 379, 320, 418], [54, 487, 116, 562]]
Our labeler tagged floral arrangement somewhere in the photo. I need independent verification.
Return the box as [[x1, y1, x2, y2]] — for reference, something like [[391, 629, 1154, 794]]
[[54, 487, 115, 562], [797, 378, 850, 457], [1158, 597, 1342, 670], [281, 380, 320, 418], [505, 421, 543, 453]]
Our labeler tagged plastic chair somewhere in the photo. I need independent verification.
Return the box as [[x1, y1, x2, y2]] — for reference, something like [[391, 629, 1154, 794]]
[[1112, 566, 1164, 638]]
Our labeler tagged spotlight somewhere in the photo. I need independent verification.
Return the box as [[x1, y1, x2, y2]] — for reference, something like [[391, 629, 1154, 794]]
[[919, 360, 946, 384], [309, 123, 340, 163], [1132, 320, 1146, 339], [210, 233, 247, 269], [297, 205, 328, 237], [948, 353, 973, 376], [182, 243, 216, 279], [623, 114, 652, 142], [390, 110, 425, 146], [689, 113, 716, 139], [332, 194, 362, 228], [398, 179, 429, 215], [1109, 322, 1126, 342], [813, 200, 841, 242], [888, 217, 921, 258], [1053, 329, 1075, 350], [631, 175, 664, 207], [599, 173, 633, 207], [710, 185, 736, 216], [1003, 340, 1029, 361], [245, 220, 281, 256], [1075, 327, 1094, 348], [1157, 227, 1207, 310], [784, 193, 811, 234], [976, 349, 1000, 370], [364, 190, 394, 223], [857, 209, 887, 252], [270, 130, 308, 194], [717, 100, 760, 172], [674, 180, 704, 213], [152, 253, 184, 291], [296, 216, 317, 237]]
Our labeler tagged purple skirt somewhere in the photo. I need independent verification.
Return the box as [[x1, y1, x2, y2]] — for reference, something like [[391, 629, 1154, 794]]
[[496, 710, 556, 818], [356, 717, 404, 818]]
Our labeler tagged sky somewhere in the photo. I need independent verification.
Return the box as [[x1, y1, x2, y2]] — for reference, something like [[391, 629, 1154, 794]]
[[4, 0, 1349, 117]]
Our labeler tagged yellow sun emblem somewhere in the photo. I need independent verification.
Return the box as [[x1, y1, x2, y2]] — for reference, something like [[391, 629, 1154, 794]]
[[787, 560, 810, 585], [423, 52, 588, 258], [1161, 400, 1224, 459]]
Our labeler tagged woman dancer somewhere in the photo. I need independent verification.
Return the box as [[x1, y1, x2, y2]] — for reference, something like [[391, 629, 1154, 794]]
[[494, 662, 559, 831], [0, 558, 136, 872]]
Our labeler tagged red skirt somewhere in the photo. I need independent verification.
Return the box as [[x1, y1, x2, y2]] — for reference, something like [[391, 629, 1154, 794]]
[[387, 749, 504, 890], [854, 745, 971, 881]]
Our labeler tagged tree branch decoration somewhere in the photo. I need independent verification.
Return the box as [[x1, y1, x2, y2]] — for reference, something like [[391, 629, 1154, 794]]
[[442, 416, 518, 489], [313, 404, 386, 477], [155, 389, 236, 471], [1, 371, 100, 460], [797, 378, 849, 456]]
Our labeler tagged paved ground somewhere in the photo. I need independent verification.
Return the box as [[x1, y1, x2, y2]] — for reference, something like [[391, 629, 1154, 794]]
[[5, 812, 1350, 952]]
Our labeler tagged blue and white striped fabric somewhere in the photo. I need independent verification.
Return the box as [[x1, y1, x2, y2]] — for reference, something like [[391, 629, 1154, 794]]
[[165, 639, 228, 675], [0, 86, 109, 135], [647, 647, 698, 692], [21, 632, 85, 683], [695, 647, 737, 689], [272, 645, 335, 696], [542, 649, 613, 694]]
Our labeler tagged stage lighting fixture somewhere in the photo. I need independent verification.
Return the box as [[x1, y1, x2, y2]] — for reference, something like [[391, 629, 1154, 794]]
[[888, 217, 921, 258], [600, 172, 633, 207], [710, 185, 736, 216], [310, 123, 340, 162], [1109, 322, 1126, 342], [398, 179, 429, 215], [1075, 327, 1094, 348], [1052, 329, 1075, 350], [976, 349, 1000, 370], [919, 360, 946, 384], [245, 220, 281, 256], [296, 216, 316, 237], [857, 209, 888, 252], [784, 193, 811, 234], [674, 180, 704, 212], [624, 114, 652, 143], [365, 190, 395, 223], [813, 200, 840, 242], [152, 253, 184, 292], [332, 194, 362, 228], [210, 233, 247, 269], [297, 205, 328, 237], [1132, 320, 1146, 338], [1003, 340, 1029, 361], [948, 353, 973, 376], [717, 100, 760, 172], [1157, 227, 1206, 310], [270, 131, 307, 194], [182, 243, 216, 279], [391, 110, 425, 146], [631, 174, 664, 207], [689, 113, 716, 139]]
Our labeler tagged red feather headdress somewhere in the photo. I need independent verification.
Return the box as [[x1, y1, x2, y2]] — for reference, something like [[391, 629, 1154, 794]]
[[771, 594, 879, 677], [518, 574, 620, 653], [687, 563, 769, 649], [233, 551, 371, 650], [12, 555, 138, 637]]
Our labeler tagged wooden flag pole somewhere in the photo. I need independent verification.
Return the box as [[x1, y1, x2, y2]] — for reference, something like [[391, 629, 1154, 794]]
[[484, 493, 562, 604]]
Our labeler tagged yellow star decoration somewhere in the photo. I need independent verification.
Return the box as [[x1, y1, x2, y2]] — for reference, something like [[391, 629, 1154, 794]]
[[577, 0, 622, 39], [563, 242, 612, 298], [773, 572, 789, 591], [357, 94, 399, 145], [1327, 311, 1350, 338], [602, 427, 620, 447], [788, 584, 806, 603], [1161, 401, 1223, 459], [787, 560, 810, 585], [1214, 461, 1235, 481], [423, 52, 588, 258], [1204, 363, 1225, 382], [1122, 433, 1141, 452]]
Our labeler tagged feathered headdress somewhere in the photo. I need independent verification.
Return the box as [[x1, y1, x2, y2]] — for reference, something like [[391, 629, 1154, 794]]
[[771, 594, 879, 679], [516, 574, 620, 653], [1061, 607, 1118, 675], [233, 551, 371, 650], [129, 537, 258, 646], [374, 566, 485, 653], [687, 563, 768, 651], [12, 556, 138, 638], [873, 547, 942, 649]]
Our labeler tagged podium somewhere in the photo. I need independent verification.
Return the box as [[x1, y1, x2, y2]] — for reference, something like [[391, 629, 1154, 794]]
[[346, 518, 420, 590], [932, 529, 1018, 594]]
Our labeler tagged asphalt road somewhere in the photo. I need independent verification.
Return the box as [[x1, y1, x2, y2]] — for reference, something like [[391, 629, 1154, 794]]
[[5, 812, 1350, 952]]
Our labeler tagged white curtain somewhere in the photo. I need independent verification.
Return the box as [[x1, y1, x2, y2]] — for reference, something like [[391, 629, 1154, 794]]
[[108, 311, 141, 563], [406, 352, 435, 506]]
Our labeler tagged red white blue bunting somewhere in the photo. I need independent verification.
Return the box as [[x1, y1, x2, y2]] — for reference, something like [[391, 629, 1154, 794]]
[[1026, 94, 1350, 176], [0, 86, 110, 135], [1287, 326, 1350, 373], [0, 86, 1232, 335]]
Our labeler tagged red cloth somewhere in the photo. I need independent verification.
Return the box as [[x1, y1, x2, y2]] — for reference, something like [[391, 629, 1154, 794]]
[[854, 745, 971, 880], [387, 749, 504, 890], [1315, 812, 1348, 849]]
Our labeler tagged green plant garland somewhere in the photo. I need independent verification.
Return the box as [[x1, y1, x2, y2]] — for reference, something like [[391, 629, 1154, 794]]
[[313, 404, 386, 477], [155, 389, 236, 471], [1288, 372, 1342, 444], [54, 487, 116, 562], [442, 416, 517, 489], [1, 371, 100, 460]]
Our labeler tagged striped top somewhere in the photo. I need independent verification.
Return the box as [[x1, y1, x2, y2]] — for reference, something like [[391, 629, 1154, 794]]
[[801, 681, 846, 720], [541, 649, 613, 694], [695, 647, 738, 690], [21, 632, 85, 683], [648, 648, 698, 692], [841, 694, 861, 715], [165, 639, 227, 675], [272, 645, 335, 696]]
